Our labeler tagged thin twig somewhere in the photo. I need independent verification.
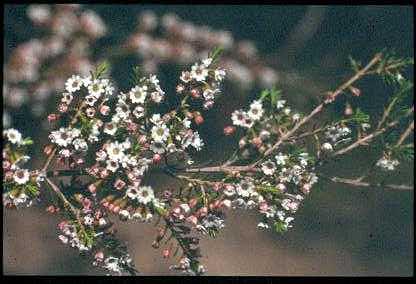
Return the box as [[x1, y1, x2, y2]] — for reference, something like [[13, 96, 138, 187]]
[[333, 107, 413, 156], [322, 175, 413, 191], [253, 53, 383, 165]]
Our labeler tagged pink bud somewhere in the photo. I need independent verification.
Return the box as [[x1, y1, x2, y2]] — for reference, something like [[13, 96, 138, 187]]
[[190, 89, 200, 98], [188, 198, 198, 208], [100, 105, 110, 116], [3, 160, 11, 171], [88, 184, 97, 194], [162, 248, 170, 258], [223, 126, 236, 136], [47, 113, 59, 122], [114, 179, 126, 190], [194, 115, 204, 125], [94, 251, 104, 262], [153, 154, 162, 164], [186, 215, 198, 225]]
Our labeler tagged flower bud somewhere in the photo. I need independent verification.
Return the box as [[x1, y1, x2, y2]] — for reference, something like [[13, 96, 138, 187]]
[[190, 89, 200, 98], [223, 126, 236, 136], [239, 138, 247, 149], [46, 205, 56, 214], [203, 100, 214, 110], [88, 184, 97, 194], [188, 198, 198, 208], [153, 154, 162, 164], [3, 160, 11, 171], [251, 137, 262, 148], [43, 145, 54, 156], [94, 251, 104, 262], [176, 84, 185, 93], [86, 107, 95, 118], [162, 248, 170, 258], [186, 215, 198, 225], [47, 113, 59, 122], [344, 103, 353, 116], [58, 103, 68, 113], [114, 179, 126, 190], [100, 105, 110, 116], [302, 183, 312, 194], [349, 86, 361, 97], [194, 115, 204, 125]]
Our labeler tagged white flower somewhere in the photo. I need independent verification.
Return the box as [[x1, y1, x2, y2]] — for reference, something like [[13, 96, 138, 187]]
[[61, 93, 73, 104], [106, 141, 125, 161], [4, 129, 23, 145], [104, 122, 118, 136], [88, 79, 104, 97], [132, 105, 145, 119], [150, 114, 163, 125], [281, 199, 299, 212], [261, 161, 276, 176], [129, 85, 147, 104], [223, 185, 236, 197], [231, 110, 248, 127], [65, 75, 82, 93], [202, 57, 213, 67], [13, 169, 30, 185], [85, 94, 98, 106], [151, 91, 164, 103], [292, 113, 301, 121], [151, 124, 169, 142], [257, 222, 269, 229], [214, 69, 226, 81], [361, 123, 371, 131], [376, 157, 400, 171], [180, 71, 192, 83], [106, 160, 119, 173], [150, 141, 165, 154], [49, 127, 78, 147], [73, 138, 88, 151], [82, 76, 92, 87], [126, 186, 140, 200], [283, 107, 291, 115], [247, 100, 264, 121], [236, 180, 255, 197], [83, 215, 94, 226], [191, 64, 208, 82], [275, 153, 288, 166], [321, 142, 333, 152], [137, 186, 155, 205], [276, 100, 286, 109]]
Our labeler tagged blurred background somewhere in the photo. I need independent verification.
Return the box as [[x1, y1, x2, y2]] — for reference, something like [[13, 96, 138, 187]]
[[3, 4, 414, 275]]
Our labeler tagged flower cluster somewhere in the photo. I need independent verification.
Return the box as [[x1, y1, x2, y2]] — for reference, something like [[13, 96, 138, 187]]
[[3, 129, 38, 209], [177, 57, 226, 110], [376, 156, 400, 171]]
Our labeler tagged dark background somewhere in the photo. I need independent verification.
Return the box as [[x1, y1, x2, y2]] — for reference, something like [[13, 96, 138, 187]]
[[3, 5, 414, 275]]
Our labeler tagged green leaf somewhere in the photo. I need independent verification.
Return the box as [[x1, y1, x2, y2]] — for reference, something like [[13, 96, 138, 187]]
[[209, 46, 224, 63], [92, 61, 110, 80], [22, 138, 33, 146], [273, 221, 287, 233]]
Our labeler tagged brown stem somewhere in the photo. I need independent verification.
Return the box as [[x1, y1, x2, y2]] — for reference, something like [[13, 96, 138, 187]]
[[324, 175, 413, 191], [253, 53, 383, 165], [395, 120, 414, 147], [333, 107, 413, 156]]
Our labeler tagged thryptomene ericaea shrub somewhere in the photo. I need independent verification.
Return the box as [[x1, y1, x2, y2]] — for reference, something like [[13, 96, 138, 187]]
[[2, 47, 414, 275]]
